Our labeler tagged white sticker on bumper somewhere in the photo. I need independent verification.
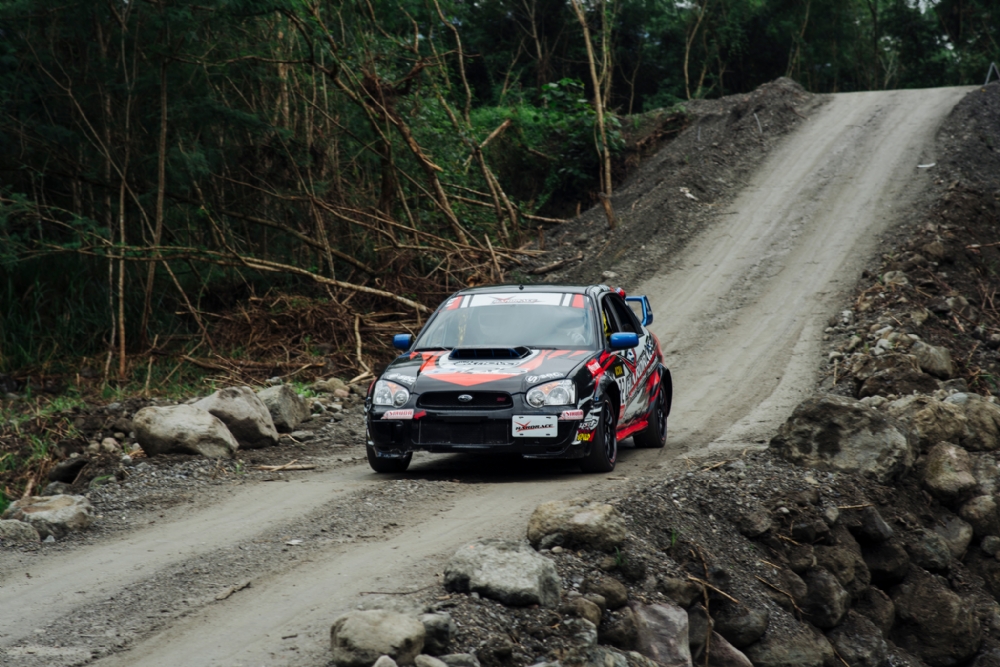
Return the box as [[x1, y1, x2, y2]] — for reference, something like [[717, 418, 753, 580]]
[[512, 415, 558, 438]]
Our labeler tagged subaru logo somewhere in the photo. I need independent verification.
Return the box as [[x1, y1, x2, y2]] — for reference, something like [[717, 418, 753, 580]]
[[457, 394, 473, 403]]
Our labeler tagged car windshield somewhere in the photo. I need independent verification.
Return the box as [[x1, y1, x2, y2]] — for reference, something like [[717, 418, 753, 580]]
[[414, 292, 598, 349]]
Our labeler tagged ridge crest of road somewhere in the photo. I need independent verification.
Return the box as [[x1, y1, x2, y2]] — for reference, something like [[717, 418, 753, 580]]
[[0, 85, 974, 667]]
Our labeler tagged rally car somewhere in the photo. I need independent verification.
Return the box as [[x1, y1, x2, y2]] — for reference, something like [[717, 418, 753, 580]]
[[364, 284, 672, 473]]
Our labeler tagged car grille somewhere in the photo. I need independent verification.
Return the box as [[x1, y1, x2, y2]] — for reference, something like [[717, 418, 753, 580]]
[[416, 420, 510, 445], [417, 392, 513, 410]]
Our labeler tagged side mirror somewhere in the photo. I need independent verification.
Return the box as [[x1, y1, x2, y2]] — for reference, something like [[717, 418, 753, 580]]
[[392, 334, 413, 350], [609, 332, 639, 350], [625, 295, 654, 327]]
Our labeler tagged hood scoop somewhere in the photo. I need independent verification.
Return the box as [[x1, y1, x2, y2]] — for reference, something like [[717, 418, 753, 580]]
[[449, 346, 531, 360]]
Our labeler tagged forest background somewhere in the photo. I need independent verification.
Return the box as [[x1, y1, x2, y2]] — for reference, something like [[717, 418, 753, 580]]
[[0, 0, 996, 392]]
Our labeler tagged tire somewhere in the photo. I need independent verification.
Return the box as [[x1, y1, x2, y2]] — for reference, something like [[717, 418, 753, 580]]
[[366, 444, 412, 473], [633, 382, 667, 449], [580, 401, 618, 473]]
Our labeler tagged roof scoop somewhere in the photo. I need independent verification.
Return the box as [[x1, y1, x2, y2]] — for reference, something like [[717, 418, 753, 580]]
[[449, 346, 531, 360]]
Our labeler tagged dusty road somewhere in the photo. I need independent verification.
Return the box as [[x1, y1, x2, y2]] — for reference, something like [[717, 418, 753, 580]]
[[0, 86, 972, 666]]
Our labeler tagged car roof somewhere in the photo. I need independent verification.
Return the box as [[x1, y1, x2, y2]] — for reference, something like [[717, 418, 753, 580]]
[[454, 284, 609, 297]]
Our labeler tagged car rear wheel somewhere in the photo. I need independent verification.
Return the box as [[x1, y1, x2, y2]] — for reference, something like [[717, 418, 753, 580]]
[[633, 383, 667, 449], [366, 444, 412, 473], [581, 401, 617, 473]]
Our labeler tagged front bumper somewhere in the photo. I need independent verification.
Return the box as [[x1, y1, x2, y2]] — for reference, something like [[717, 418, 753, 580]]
[[366, 398, 595, 460]]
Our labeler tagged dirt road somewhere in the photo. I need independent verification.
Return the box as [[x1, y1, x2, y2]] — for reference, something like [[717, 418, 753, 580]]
[[0, 86, 971, 666]]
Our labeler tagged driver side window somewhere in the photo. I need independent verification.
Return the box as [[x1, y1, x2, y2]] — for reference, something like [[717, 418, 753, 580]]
[[601, 298, 621, 344]]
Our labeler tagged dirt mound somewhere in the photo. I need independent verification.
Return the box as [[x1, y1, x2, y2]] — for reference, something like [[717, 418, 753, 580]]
[[521, 78, 827, 287], [821, 82, 1000, 397]]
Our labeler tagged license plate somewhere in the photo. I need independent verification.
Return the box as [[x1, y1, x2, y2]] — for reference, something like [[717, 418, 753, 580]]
[[512, 415, 558, 438]]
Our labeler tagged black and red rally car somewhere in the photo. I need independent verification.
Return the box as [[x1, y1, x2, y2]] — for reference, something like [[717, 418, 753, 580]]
[[364, 284, 672, 473]]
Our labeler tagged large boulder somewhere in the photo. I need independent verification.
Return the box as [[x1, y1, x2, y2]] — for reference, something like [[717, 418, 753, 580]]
[[257, 384, 309, 433], [712, 604, 769, 648], [193, 386, 278, 448], [863, 540, 911, 587], [527, 499, 627, 551], [960, 496, 1000, 539], [922, 443, 978, 504], [891, 568, 981, 666], [330, 609, 425, 667], [886, 395, 967, 452], [743, 622, 835, 667], [0, 519, 41, 543], [583, 575, 629, 610], [420, 613, 456, 656], [134, 404, 238, 458], [946, 394, 1000, 451], [1, 494, 93, 539], [826, 611, 888, 667], [934, 514, 974, 559], [911, 341, 955, 379], [770, 395, 915, 482], [631, 602, 692, 667], [444, 539, 560, 607], [851, 353, 939, 399], [801, 568, 849, 629]]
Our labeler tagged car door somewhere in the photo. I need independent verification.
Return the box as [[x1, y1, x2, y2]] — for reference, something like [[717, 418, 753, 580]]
[[604, 293, 655, 424]]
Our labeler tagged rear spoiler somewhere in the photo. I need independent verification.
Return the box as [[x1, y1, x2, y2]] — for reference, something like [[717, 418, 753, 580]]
[[625, 295, 654, 327]]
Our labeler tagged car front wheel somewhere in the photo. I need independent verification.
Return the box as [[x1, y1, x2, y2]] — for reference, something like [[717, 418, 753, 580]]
[[581, 401, 617, 473], [366, 444, 412, 473], [633, 382, 667, 449]]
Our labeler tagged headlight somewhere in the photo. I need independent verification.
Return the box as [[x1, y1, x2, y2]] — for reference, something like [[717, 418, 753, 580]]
[[526, 379, 576, 407], [373, 380, 410, 407]]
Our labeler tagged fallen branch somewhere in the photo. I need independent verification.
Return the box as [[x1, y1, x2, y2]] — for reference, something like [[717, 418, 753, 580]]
[[753, 575, 805, 616], [529, 253, 584, 275], [686, 575, 740, 605]]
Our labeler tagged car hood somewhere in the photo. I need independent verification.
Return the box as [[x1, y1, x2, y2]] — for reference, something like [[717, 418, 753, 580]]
[[381, 349, 595, 394]]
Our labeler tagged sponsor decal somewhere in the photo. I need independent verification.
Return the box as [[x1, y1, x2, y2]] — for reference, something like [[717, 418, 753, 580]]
[[381, 409, 414, 420], [576, 432, 593, 442], [586, 359, 602, 376], [559, 409, 584, 421], [467, 293, 565, 307], [613, 334, 655, 399], [579, 417, 600, 431], [526, 372, 564, 384], [384, 372, 416, 386], [613, 364, 624, 378]]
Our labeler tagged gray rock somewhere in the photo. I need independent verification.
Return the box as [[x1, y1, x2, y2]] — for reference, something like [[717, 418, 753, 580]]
[[762, 568, 807, 613], [972, 456, 1000, 496], [257, 384, 309, 433], [770, 395, 915, 483], [815, 544, 869, 599], [0, 519, 41, 543], [863, 540, 910, 586], [960, 496, 1000, 538], [48, 457, 88, 483], [851, 353, 939, 399], [632, 602, 692, 667], [712, 604, 769, 648], [313, 377, 349, 394], [583, 575, 629, 610], [887, 396, 967, 453], [476, 636, 513, 667], [891, 567, 982, 666], [786, 544, 817, 573], [564, 618, 598, 649], [855, 587, 895, 637], [705, 633, 752, 667], [934, 514, 974, 558], [134, 404, 238, 458], [444, 539, 560, 607], [846, 506, 895, 544], [946, 393, 1000, 451], [41, 481, 73, 496], [826, 611, 888, 667], [922, 443, 977, 504], [743, 622, 835, 667], [1, 494, 93, 539], [911, 341, 954, 380], [732, 508, 771, 538], [584, 593, 608, 613], [329, 609, 425, 667], [906, 529, 952, 571], [378, 658, 400, 667], [982, 535, 1000, 557], [437, 655, 480, 667], [801, 568, 849, 629], [420, 613, 456, 655], [194, 386, 278, 448], [527, 499, 626, 552]]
